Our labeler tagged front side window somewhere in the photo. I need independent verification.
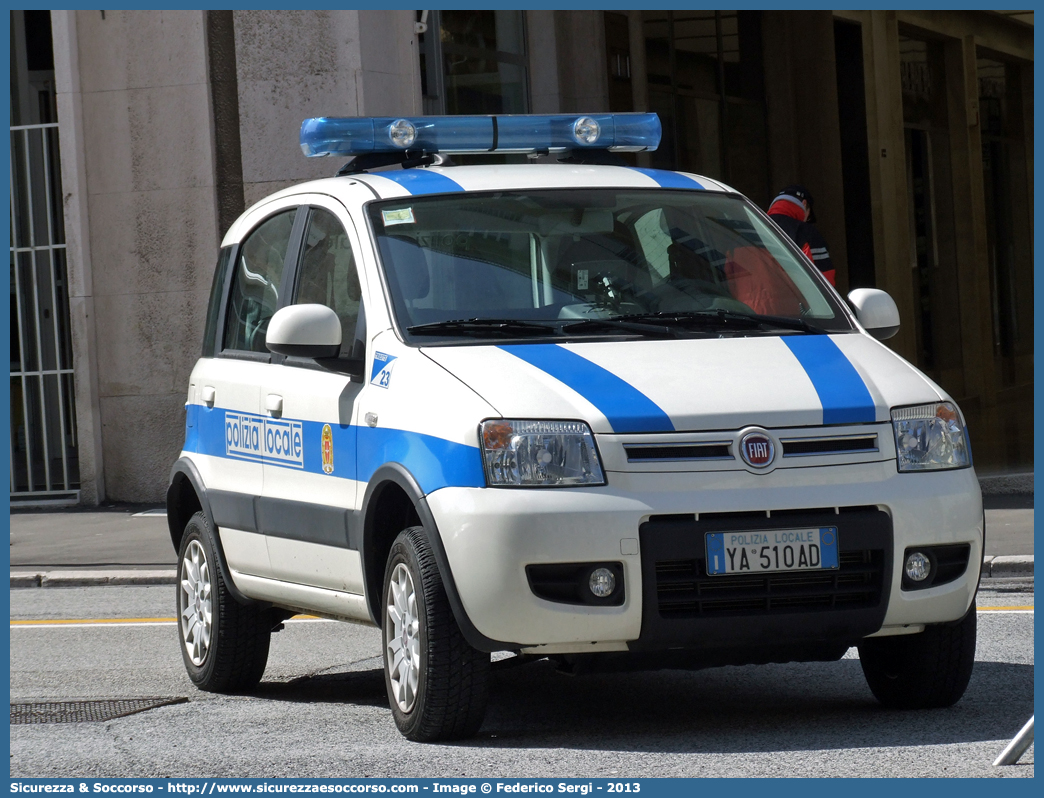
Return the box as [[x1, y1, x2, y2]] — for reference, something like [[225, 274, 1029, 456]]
[[367, 189, 850, 345], [222, 209, 297, 353], [293, 208, 362, 359]]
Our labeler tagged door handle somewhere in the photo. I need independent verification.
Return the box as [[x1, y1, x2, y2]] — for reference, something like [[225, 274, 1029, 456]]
[[201, 386, 216, 406], [266, 394, 283, 416]]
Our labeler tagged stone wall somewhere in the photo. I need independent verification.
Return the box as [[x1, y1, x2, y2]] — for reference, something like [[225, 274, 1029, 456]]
[[55, 10, 218, 503], [55, 10, 422, 502]]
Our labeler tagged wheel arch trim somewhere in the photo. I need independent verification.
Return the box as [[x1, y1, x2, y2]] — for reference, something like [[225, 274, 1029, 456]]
[[360, 462, 521, 652], [167, 457, 257, 606]]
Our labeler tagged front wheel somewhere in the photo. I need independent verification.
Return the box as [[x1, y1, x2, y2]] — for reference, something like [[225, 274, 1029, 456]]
[[382, 526, 490, 741], [858, 606, 976, 709], [177, 511, 272, 692]]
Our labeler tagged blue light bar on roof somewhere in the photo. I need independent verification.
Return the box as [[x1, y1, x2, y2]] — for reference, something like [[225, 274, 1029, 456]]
[[299, 113, 661, 157]]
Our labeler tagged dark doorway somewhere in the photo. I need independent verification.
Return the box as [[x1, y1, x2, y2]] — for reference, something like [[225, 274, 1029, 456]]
[[833, 20, 875, 290]]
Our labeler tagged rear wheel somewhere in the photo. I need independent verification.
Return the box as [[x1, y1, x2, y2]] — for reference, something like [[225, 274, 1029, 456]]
[[858, 606, 976, 709], [382, 526, 490, 741], [177, 511, 272, 692]]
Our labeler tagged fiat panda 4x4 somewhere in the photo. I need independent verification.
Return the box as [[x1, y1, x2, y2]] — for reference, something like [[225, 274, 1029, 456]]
[[167, 113, 982, 741]]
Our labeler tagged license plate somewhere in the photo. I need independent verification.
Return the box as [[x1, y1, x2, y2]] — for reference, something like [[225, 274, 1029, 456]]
[[705, 527, 839, 576]]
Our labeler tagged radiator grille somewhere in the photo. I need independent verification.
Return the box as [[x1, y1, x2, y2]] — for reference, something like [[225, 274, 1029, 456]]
[[624, 442, 732, 462], [781, 436, 879, 457], [654, 549, 885, 618]]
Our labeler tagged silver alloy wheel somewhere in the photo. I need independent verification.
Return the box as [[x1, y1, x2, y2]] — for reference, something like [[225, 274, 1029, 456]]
[[180, 539, 213, 667], [386, 562, 421, 712]]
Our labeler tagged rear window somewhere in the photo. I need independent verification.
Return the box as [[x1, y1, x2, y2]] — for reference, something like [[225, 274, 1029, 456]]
[[202, 247, 233, 358]]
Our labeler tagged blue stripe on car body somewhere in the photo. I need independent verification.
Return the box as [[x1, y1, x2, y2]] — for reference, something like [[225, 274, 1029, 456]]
[[782, 336, 877, 424], [356, 426, 485, 492], [497, 344, 674, 434], [183, 404, 484, 494], [375, 169, 465, 195], [628, 167, 704, 190]]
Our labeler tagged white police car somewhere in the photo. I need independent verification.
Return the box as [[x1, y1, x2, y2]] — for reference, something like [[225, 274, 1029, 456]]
[[167, 113, 982, 741]]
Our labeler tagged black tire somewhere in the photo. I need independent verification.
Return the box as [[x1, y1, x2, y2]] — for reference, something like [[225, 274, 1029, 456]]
[[176, 511, 272, 692], [382, 526, 490, 741], [858, 606, 976, 709]]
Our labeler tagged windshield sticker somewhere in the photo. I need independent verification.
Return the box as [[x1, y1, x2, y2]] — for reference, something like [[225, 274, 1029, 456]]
[[370, 352, 397, 388], [381, 208, 415, 226]]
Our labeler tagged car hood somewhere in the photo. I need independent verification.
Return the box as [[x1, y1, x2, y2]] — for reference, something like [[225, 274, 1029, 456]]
[[421, 333, 944, 434]]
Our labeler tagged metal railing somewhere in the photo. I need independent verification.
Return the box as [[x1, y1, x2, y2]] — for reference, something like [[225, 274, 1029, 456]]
[[9, 122, 79, 503]]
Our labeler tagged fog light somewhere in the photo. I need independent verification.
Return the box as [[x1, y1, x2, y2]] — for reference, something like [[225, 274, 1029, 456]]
[[589, 567, 616, 598], [905, 551, 931, 582]]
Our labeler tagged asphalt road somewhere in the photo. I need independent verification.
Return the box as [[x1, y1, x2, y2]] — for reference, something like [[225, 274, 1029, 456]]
[[9, 583, 1034, 779]]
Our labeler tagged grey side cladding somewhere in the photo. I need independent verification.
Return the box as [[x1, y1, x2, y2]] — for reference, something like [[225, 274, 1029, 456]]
[[256, 497, 354, 549], [209, 489, 257, 533]]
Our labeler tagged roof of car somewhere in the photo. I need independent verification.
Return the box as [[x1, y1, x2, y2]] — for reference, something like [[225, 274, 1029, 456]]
[[224, 163, 734, 246]]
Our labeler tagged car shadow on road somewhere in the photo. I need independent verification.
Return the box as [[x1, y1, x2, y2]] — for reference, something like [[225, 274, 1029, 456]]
[[245, 657, 1032, 753], [253, 668, 388, 707], [478, 658, 1035, 753], [983, 494, 1033, 510]]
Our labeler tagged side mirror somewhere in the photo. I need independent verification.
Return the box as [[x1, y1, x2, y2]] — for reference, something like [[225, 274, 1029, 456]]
[[848, 288, 900, 341], [266, 304, 341, 358]]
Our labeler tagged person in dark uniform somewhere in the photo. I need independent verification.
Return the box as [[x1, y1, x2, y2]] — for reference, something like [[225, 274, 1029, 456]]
[[767, 184, 836, 286]]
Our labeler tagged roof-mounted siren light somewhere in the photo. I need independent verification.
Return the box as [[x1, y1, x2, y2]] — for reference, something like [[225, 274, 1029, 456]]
[[299, 113, 661, 158]]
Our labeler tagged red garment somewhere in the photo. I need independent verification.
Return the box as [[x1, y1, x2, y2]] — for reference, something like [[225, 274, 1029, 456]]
[[767, 198, 805, 222], [767, 199, 836, 287], [724, 246, 806, 317]]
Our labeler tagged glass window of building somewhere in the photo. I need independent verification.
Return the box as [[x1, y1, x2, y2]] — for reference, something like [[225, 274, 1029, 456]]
[[635, 11, 769, 206], [977, 55, 1032, 386], [898, 34, 962, 383], [419, 10, 528, 116]]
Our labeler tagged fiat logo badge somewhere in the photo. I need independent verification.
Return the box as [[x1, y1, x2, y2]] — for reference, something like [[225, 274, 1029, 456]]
[[740, 432, 775, 468]]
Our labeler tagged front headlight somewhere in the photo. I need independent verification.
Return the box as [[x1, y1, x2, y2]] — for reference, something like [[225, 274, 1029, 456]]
[[480, 419, 606, 487], [891, 402, 971, 472]]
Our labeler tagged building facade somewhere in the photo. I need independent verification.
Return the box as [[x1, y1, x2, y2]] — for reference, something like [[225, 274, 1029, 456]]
[[9, 9, 1033, 504]]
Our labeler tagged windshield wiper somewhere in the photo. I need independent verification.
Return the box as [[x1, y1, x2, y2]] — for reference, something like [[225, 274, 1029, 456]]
[[560, 317, 680, 338], [614, 309, 828, 334], [406, 318, 560, 337]]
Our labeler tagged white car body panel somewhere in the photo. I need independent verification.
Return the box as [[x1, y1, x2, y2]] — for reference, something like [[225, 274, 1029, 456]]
[[422, 335, 946, 433], [427, 464, 981, 646], [182, 160, 982, 658], [232, 570, 372, 623]]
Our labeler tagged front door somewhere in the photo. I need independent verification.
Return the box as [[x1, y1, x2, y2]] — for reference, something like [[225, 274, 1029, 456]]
[[259, 196, 369, 594]]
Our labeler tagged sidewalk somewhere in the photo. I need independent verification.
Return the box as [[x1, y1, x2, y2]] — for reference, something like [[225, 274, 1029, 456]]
[[8, 496, 1034, 587], [10, 504, 174, 587]]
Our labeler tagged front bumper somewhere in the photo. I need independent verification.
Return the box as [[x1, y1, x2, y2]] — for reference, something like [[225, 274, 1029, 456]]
[[424, 462, 982, 653]]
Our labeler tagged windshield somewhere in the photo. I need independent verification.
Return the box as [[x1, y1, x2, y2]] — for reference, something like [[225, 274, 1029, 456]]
[[367, 188, 852, 344]]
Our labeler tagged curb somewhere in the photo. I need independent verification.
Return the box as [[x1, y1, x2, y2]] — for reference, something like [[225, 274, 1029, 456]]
[[982, 555, 1034, 579], [9, 559, 1033, 587], [10, 569, 177, 587], [979, 472, 1034, 496]]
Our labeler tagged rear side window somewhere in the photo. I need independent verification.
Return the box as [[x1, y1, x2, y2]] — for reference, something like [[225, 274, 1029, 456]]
[[201, 247, 233, 358], [222, 209, 297, 353], [293, 208, 362, 359]]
